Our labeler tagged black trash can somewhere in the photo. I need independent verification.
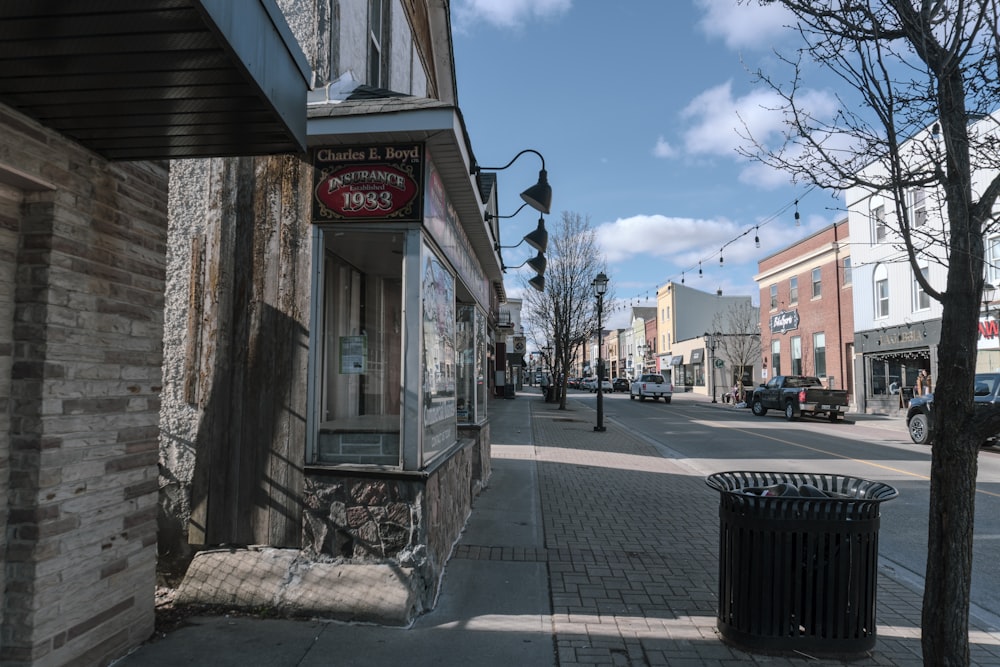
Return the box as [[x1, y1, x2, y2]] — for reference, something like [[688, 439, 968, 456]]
[[705, 471, 897, 657]]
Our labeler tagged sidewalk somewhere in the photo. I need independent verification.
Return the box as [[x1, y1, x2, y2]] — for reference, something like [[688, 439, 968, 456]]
[[115, 391, 1000, 667]]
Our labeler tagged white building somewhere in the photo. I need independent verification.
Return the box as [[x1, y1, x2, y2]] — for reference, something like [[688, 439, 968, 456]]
[[846, 115, 1000, 412]]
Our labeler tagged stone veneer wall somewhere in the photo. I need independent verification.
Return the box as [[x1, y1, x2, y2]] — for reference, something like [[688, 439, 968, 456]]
[[0, 105, 165, 666], [302, 437, 488, 612]]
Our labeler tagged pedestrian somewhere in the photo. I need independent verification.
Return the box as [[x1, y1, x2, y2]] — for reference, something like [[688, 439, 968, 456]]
[[731, 384, 739, 405], [916, 369, 932, 396]]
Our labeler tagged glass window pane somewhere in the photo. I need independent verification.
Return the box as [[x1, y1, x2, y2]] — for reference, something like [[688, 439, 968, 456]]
[[316, 231, 403, 466]]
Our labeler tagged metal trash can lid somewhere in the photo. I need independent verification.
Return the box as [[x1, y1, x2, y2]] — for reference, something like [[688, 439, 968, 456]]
[[706, 470, 898, 503]]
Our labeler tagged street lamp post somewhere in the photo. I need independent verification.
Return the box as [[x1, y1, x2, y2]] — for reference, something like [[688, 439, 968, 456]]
[[593, 272, 609, 432], [705, 332, 718, 403]]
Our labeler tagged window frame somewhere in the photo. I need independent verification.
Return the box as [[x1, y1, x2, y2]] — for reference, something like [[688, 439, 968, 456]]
[[811, 267, 822, 299]]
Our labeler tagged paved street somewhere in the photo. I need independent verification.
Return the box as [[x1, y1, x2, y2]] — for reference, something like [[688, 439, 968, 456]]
[[117, 390, 1000, 667]]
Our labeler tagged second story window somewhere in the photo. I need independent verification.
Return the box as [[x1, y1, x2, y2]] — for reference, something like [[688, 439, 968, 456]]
[[770, 284, 778, 309], [368, 0, 390, 88], [843, 257, 852, 286], [988, 235, 1000, 287], [789, 276, 798, 304], [910, 188, 927, 228], [874, 263, 890, 318], [812, 267, 822, 298], [913, 265, 930, 311], [872, 205, 887, 244]]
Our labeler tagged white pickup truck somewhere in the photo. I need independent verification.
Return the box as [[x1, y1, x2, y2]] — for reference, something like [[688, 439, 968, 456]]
[[630, 373, 673, 403]]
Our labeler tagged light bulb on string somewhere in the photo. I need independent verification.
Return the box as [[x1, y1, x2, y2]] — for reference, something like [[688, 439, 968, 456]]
[[719, 250, 724, 268], [794, 200, 800, 226], [755, 226, 760, 248], [698, 262, 703, 278], [681, 272, 685, 284]]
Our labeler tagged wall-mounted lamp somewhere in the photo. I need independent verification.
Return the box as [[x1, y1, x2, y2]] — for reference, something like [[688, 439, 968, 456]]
[[471, 148, 552, 214], [504, 251, 546, 276], [494, 215, 548, 254]]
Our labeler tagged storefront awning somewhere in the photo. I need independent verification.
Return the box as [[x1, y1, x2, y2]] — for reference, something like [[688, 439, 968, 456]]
[[0, 0, 309, 160], [307, 86, 503, 284], [670, 355, 684, 366]]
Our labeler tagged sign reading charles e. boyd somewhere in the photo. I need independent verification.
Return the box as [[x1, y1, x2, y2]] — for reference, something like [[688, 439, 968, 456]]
[[313, 144, 423, 222], [770, 309, 800, 334]]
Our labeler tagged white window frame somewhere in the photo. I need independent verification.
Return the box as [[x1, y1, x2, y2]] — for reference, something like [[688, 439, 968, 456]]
[[789, 277, 798, 304], [874, 264, 890, 319], [913, 264, 930, 311], [811, 267, 822, 299], [872, 205, 887, 244]]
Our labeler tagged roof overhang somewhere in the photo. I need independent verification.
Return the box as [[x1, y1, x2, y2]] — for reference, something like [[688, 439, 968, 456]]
[[0, 0, 309, 160], [307, 95, 504, 286]]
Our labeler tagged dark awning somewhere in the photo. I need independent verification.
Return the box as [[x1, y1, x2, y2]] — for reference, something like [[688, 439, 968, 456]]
[[0, 0, 309, 160]]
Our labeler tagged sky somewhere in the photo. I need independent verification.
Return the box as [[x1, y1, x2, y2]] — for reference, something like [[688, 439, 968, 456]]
[[451, 0, 848, 329]]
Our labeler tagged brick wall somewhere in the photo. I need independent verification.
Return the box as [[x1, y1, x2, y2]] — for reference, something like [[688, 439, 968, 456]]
[[0, 106, 165, 666]]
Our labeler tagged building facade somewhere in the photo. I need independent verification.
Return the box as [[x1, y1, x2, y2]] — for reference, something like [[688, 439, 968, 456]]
[[159, 0, 507, 629], [0, 2, 310, 664], [656, 282, 754, 392], [755, 220, 855, 406]]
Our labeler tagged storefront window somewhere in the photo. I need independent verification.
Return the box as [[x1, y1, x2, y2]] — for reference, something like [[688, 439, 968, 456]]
[[771, 339, 781, 375], [315, 231, 403, 466], [813, 332, 826, 376], [868, 354, 924, 397], [421, 243, 457, 465], [456, 305, 487, 424], [791, 336, 802, 374], [475, 309, 487, 420]]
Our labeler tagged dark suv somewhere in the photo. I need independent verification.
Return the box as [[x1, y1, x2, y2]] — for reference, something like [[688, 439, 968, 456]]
[[612, 377, 629, 392], [906, 372, 1000, 445]]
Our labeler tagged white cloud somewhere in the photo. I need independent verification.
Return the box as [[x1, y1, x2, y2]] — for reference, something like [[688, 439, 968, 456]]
[[674, 81, 839, 189], [695, 0, 793, 50], [452, 0, 571, 30], [652, 136, 676, 158], [595, 214, 743, 264]]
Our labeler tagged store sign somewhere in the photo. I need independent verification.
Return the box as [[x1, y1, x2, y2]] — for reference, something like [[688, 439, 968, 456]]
[[770, 309, 800, 334], [312, 145, 423, 222], [690, 349, 704, 364]]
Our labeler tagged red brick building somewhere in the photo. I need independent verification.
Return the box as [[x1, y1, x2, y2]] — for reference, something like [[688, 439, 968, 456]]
[[754, 220, 855, 406]]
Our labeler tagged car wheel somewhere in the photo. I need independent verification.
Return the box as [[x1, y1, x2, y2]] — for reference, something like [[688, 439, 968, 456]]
[[908, 413, 932, 445], [663, 397, 671, 404], [751, 399, 767, 416], [784, 402, 796, 421], [828, 411, 839, 422], [629, 393, 635, 400]]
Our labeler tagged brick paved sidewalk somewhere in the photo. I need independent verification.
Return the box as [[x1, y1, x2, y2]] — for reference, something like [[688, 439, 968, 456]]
[[527, 398, 1000, 667]]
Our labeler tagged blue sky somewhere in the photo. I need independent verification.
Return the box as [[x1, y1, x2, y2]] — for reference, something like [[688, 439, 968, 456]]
[[451, 0, 847, 328]]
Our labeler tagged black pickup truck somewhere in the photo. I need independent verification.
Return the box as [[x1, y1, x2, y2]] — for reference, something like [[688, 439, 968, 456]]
[[906, 372, 1000, 446], [750, 375, 850, 422]]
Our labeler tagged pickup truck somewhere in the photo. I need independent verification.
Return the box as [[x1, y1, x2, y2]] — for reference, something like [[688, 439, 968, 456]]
[[750, 375, 849, 422], [630, 373, 673, 403], [906, 372, 1000, 446]]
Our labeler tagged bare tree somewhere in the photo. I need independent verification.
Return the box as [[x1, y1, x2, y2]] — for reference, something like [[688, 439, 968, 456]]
[[711, 302, 762, 400], [743, 1, 1000, 662], [521, 212, 607, 409]]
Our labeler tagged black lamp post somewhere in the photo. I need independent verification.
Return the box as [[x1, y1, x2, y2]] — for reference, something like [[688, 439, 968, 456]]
[[705, 332, 718, 403], [593, 272, 609, 432]]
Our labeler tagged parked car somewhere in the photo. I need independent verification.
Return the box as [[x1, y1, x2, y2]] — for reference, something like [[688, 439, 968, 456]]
[[750, 375, 849, 421], [612, 377, 629, 392], [581, 377, 597, 392], [630, 373, 673, 403], [590, 377, 613, 393], [907, 372, 1000, 446]]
